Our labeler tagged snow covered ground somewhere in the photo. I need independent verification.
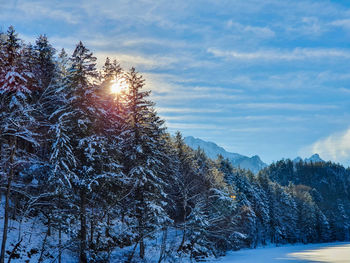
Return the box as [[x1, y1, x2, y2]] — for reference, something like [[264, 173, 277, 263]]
[[212, 242, 350, 263], [1, 202, 349, 263]]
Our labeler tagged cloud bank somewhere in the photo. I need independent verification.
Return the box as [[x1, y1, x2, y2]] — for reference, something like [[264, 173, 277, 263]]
[[2, 0, 350, 163], [302, 128, 350, 164]]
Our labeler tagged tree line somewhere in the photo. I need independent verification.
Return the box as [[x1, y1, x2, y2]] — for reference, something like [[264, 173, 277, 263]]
[[0, 26, 349, 262]]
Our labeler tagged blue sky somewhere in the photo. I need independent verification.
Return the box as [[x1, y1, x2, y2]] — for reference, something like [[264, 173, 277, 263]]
[[1, 0, 350, 165]]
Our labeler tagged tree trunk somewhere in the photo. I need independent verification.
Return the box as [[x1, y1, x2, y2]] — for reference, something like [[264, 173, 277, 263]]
[[0, 140, 16, 263], [136, 189, 145, 259], [139, 237, 145, 259], [178, 195, 187, 252], [126, 241, 139, 263], [158, 227, 168, 263], [106, 213, 110, 237], [90, 207, 94, 246], [178, 231, 186, 252], [47, 216, 51, 236], [58, 194, 62, 263], [106, 213, 111, 260], [38, 222, 50, 263], [79, 189, 87, 263]]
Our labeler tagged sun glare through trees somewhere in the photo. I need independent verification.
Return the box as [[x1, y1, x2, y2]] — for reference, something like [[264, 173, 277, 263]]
[[1, 0, 350, 262], [110, 77, 128, 95]]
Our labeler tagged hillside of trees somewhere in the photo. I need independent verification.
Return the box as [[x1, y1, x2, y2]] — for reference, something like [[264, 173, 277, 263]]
[[0, 26, 350, 263]]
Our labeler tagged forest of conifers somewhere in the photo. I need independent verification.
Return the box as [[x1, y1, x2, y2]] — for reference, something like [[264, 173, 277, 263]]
[[0, 26, 350, 263]]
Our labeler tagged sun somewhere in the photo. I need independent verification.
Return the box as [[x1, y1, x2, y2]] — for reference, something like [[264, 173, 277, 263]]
[[110, 78, 128, 94]]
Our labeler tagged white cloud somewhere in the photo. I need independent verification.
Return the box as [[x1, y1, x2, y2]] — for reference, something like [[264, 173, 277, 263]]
[[208, 47, 350, 61], [166, 122, 228, 130], [1, 1, 80, 24], [226, 20, 275, 38], [94, 51, 179, 70], [330, 19, 350, 29], [338, 88, 350, 94], [284, 16, 326, 37], [80, 0, 191, 31], [120, 37, 191, 49], [230, 103, 337, 111], [301, 128, 350, 163], [156, 107, 222, 114]]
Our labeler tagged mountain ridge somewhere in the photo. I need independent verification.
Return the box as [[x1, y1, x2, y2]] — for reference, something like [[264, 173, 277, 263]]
[[184, 136, 326, 174], [293, 153, 324, 164], [184, 136, 267, 174]]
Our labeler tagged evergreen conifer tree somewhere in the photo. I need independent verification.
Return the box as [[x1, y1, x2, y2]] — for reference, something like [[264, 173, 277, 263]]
[[121, 68, 171, 260], [0, 26, 38, 263]]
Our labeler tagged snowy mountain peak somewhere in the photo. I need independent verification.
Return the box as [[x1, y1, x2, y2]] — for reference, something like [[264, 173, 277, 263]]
[[251, 155, 262, 161], [184, 136, 242, 159], [305, 154, 324, 163], [184, 136, 267, 174], [293, 154, 324, 164], [293, 157, 303, 163]]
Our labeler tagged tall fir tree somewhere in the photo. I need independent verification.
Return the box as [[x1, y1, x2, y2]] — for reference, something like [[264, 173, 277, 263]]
[[121, 68, 171, 260], [0, 26, 38, 263], [56, 41, 100, 262]]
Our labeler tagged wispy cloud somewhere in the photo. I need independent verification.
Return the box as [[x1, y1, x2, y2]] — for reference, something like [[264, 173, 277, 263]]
[[330, 19, 350, 29], [208, 47, 350, 61], [94, 51, 179, 70], [229, 126, 308, 133], [301, 128, 350, 163], [120, 37, 191, 49], [230, 103, 338, 111], [156, 107, 222, 114], [80, 0, 192, 31], [226, 20, 275, 38], [0, 1, 80, 24], [166, 122, 225, 130], [3, 0, 350, 164], [283, 16, 327, 37]]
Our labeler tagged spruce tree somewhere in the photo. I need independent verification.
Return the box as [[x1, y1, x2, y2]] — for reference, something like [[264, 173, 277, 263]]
[[121, 68, 170, 260], [0, 26, 38, 263], [56, 41, 100, 262], [33, 35, 56, 92]]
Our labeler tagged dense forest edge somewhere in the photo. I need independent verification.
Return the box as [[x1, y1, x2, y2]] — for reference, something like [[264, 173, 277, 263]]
[[0, 26, 349, 262]]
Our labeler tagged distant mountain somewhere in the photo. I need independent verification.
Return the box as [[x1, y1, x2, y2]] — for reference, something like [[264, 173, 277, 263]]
[[305, 154, 324, 163], [184, 136, 267, 174], [293, 154, 324, 164]]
